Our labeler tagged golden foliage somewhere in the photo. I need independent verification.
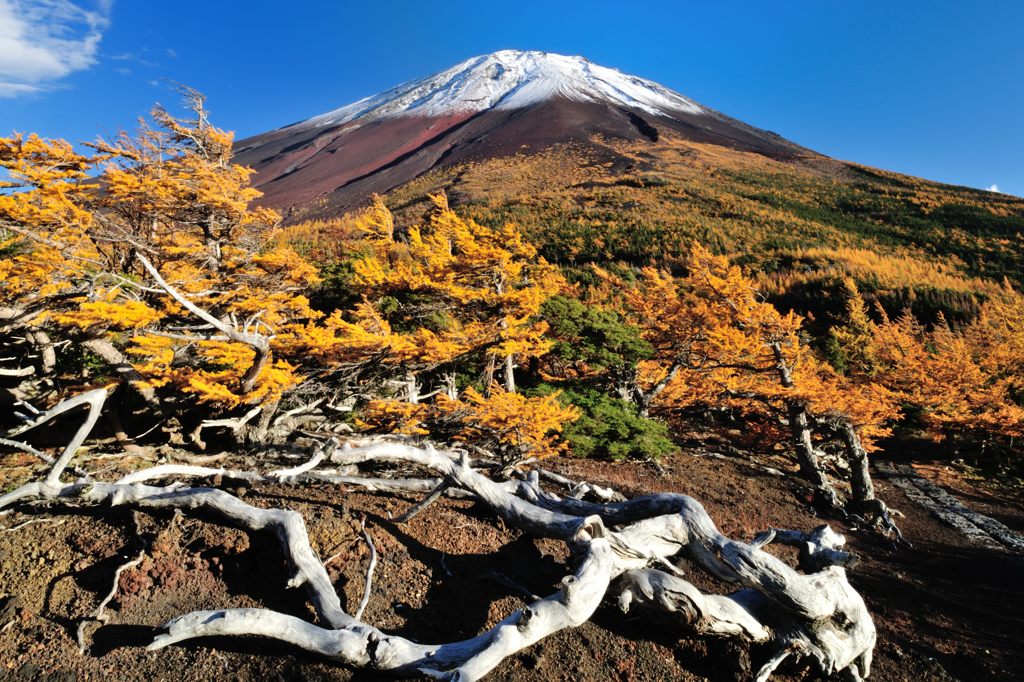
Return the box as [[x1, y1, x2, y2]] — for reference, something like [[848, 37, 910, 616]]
[[89, 94, 321, 406], [360, 386, 579, 461], [340, 193, 564, 373], [859, 283, 1024, 448], [756, 247, 1002, 299], [0, 134, 101, 303], [1, 92, 324, 408], [601, 243, 899, 450], [448, 386, 579, 459]]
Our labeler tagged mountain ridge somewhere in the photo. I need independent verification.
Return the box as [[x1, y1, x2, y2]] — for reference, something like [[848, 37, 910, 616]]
[[280, 50, 709, 128], [234, 50, 812, 217], [237, 50, 1024, 310]]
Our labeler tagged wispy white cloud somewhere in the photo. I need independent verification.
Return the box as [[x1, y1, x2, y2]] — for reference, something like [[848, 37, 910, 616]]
[[165, 47, 176, 59], [0, 0, 113, 97], [111, 49, 157, 67], [986, 184, 1001, 193]]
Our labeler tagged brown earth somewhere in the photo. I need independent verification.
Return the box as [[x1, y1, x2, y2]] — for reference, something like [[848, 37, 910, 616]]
[[910, 461, 1024, 533], [233, 97, 812, 220], [0, 449, 1021, 681]]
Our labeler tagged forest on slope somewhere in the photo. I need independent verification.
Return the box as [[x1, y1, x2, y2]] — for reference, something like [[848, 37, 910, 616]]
[[284, 131, 1024, 476], [369, 136, 1024, 335]]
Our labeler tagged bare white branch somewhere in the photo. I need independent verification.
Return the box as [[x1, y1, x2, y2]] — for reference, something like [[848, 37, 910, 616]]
[[354, 516, 377, 621]]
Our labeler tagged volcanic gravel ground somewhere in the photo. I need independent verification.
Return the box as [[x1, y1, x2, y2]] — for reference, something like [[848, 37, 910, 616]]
[[0, 451, 1021, 681]]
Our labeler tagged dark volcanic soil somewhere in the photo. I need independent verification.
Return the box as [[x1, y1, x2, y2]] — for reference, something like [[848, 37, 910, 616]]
[[233, 97, 811, 219], [0, 451, 1021, 681]]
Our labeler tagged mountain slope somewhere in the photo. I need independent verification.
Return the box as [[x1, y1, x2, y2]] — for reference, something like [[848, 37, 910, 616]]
[[234, 50, 810, 215], [400, 136, 1023, 321], [241, 50, 1024, 319]]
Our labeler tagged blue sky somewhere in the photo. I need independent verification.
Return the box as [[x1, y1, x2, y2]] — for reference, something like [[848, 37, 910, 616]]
[[2, 1, 1022, 196]]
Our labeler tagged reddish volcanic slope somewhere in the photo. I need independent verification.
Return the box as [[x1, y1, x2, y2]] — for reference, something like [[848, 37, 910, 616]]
[[234, 112, 478, 209], [233, 51, 813, 218]]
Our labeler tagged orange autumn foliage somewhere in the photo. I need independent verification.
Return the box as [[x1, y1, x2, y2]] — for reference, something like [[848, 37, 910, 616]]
[[89, 93, 320, 406], [842, 282, 1024, 453], [600, 243, 899, 451], [346, 194, 565, 380], [0, 134, 103, 306], [359, 386, 579, 461], [1, 92, 321, 408]]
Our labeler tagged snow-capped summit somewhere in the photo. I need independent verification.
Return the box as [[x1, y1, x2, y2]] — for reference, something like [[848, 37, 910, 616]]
[[235, 51, 808, 217], [298, 50, 706, 129]]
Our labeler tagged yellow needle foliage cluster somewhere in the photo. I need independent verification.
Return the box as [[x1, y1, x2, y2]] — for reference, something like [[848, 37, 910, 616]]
[[0, 134, 101, 301], [1, 93, 578, 459], [277, 193, 568, 376], [599, 244, 899, 451], [321, 194, 576, 459], [839, 281, 1024, 450], [348, 193, 563, 365], [359, 386, 579, 461]]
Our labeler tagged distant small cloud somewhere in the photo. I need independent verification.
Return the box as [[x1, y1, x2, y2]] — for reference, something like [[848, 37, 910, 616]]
[[0, 0, 113, 97], [986, 184, 1001, 193], [115, 66, 130, 75], [110, 50, 157, 67], [0, 80, 40, 96], [165, 47, 177, 59]]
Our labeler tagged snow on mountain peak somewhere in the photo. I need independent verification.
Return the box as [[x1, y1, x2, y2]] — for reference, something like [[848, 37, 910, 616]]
[[297, 50, 706, 129]]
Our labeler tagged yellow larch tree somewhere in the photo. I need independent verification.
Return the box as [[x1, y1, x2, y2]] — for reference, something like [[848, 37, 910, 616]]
[[81, 90, 321, 413], [600, 243, 899, 513], [326, 195, 575, 463], [348, 193, 564, 395], [357, 385, 579, 465], [1, 91, 328, 444], [0, 134, 107, 379], [858, 283, 1024, 461]]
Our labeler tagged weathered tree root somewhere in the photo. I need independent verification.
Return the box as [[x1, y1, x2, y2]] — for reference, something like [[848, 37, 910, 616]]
[[0, 395, 875, 679], [1, 435, 876, 681], [77, 549, 147, 654]]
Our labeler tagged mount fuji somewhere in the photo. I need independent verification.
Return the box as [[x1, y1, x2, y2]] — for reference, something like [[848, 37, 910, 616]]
[[234, 50, 811, 216]]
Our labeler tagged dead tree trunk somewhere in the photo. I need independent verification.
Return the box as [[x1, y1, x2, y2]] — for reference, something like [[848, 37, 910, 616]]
[[404, 372, 421, 404], [616, 362, 681, 418], [0, 409, 877, 681], [771, 343, 843, 511], [443, 371, 458, 400], [27, 330, 56, 375], [481, 353, 497, 394], [82, 338, 161, 409], [786, 400, 844, 510], [503, 354, 516, 393], [839, 420, 875, 504], [239, 345, 270, 395], [244, 399, 279, 445], [837, 419, 901, 536]]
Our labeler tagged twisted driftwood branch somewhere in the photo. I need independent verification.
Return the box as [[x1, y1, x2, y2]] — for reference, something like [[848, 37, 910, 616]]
[[0, 413, 876, 679]]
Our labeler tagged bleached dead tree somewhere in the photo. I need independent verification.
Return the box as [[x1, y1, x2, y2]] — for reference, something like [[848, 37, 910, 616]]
[[0, 392, 876, 681]]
